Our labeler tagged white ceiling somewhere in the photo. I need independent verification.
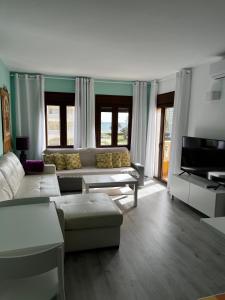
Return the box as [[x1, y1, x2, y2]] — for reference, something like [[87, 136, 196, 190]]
[[0, 0, 225, 80]]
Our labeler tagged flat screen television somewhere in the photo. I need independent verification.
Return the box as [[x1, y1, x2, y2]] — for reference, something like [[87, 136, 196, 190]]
[[181, 136, 225, 178]]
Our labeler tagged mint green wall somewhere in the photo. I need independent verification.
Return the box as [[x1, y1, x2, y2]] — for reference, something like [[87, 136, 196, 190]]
[[45, 77, 75, 93], [94, 80, 133, 96], [44, 77, 151, 123], [13, 75, 150, 97], [0, 59, 10, 155], [44, 77, 134, 96], [95, 80, 150, 99], [10, 74, 151, 148]]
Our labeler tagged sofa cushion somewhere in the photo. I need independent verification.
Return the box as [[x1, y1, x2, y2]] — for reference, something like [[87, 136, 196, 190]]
[[24, 160, 44, 174], [0, 171, 13, 201], [52, 193, 123, 230], [0, 152, 25, 196], [4, 152, 25, 180], [14, 174, 60, 199], [96, 153, 113, 168], [56, 166, 135, 177], [65, 153, 82, 169], [43, 147, 129, 167]]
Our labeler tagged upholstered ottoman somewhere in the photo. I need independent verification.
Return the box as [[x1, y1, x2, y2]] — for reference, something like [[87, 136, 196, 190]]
[[51, 193, 123, 252]]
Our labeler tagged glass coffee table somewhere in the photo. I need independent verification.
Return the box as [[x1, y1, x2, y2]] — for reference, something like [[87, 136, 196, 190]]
[[82, 174, 138, 207]]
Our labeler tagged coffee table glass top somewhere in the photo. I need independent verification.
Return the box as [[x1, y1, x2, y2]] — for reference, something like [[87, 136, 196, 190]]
[[83, 174, 137, 185]]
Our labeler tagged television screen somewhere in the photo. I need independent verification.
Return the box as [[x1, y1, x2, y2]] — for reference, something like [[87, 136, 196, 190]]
[[181, 136, 225, 177]]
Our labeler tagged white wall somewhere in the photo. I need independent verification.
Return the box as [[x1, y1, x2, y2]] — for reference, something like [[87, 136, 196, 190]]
[[188, 62, 225, 139], [158, 74, 176, 94]]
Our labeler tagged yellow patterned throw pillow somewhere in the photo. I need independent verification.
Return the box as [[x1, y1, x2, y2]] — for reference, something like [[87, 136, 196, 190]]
[[65, 153, 82, 170], [112, 152, 122, 168], [96, 153, 113, 168], [121, 151, 131, 167], [44, 154, 55, 164], [54, 153, 66, 171]]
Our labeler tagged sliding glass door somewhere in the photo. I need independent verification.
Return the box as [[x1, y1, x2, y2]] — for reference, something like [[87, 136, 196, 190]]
[[160, 107, 173, 182], [156, 92, 174, 183]]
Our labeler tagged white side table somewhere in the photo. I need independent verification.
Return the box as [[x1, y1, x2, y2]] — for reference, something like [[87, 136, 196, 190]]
[[0, 202, 65, 299], [0, 202, 64, 255]]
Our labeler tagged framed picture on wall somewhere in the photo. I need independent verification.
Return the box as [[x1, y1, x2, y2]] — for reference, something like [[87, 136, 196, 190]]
[[0, 87, 11, 153]]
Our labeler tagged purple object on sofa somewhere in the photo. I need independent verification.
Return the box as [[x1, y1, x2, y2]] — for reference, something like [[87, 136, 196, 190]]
[[24, 160, 44, 174]]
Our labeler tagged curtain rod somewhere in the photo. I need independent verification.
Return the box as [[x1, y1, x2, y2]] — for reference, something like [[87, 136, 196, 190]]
[[96, 80, 151, 85], [95, 80, 133, 85], [10, 73, 150, 84], [10, 73, 75, 81], [45, 75, 75, 80]]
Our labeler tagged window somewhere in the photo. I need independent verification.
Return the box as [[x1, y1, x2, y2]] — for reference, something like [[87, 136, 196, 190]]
[[95, 95, 132, 149], [45, 92, 75, 148]]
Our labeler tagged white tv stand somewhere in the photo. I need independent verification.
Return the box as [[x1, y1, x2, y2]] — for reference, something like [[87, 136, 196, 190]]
[[170, 174, 225, 217]]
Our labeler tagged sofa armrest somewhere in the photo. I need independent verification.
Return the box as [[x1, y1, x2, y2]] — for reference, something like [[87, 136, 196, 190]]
[[56, 207, 65, 237], [43, 164, 56, 174], [131, 162, 145, 186], [0, 197, 50, 207], [51, 201, 65, 236], [25, 164, 56, 175]]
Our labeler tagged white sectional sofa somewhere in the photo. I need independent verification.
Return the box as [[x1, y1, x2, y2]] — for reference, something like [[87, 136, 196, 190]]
[[0, 152, 123, 252], [43, 147, 144, 191], [0, 152, 60, 201]]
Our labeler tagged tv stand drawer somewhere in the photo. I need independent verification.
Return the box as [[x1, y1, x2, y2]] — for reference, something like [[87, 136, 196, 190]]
[[170, 175, 189, 204], [170, 174, 225, 217], [189, 184, 215, 217]]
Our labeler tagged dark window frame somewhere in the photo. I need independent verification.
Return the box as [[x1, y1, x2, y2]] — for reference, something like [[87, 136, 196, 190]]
[[157, 91, 175, 108], [45, 92, 75, 148], [95, 95, 132, 149]]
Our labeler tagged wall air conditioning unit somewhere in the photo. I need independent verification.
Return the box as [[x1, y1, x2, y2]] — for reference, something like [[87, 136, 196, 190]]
[[210, 59, 225, 79]]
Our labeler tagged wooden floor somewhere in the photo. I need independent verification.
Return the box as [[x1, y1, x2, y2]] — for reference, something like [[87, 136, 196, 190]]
[[64, 181, 225, 300]]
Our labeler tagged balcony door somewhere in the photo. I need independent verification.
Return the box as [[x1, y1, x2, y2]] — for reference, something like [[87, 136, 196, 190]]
[[157, 92, 174, 183]]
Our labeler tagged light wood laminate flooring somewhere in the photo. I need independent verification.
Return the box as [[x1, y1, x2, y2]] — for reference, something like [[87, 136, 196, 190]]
[[65, 180, 225, 300]]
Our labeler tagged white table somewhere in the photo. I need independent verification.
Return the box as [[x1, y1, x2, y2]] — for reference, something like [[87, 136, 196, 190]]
[[0, 202, 64, 256], [82, 174, 138, 207], [0, 202, 65, 299]]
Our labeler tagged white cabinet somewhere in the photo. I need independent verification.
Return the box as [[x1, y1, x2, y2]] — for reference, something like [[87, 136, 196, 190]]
[[170, 175, 190, 204], [189, 184, 216, 217], [170, 174, 225, 217]]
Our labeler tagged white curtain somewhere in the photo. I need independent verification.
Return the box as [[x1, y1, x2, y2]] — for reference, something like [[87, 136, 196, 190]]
[[145, 80, 158, 178], [15, 74, 45, 160], [74, 77, 95, 148], [167, 69, 192, 188], [131, 81, 148, 164]]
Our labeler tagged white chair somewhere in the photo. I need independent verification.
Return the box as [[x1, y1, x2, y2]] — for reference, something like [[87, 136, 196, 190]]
[[0, 245, 65, 300]]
